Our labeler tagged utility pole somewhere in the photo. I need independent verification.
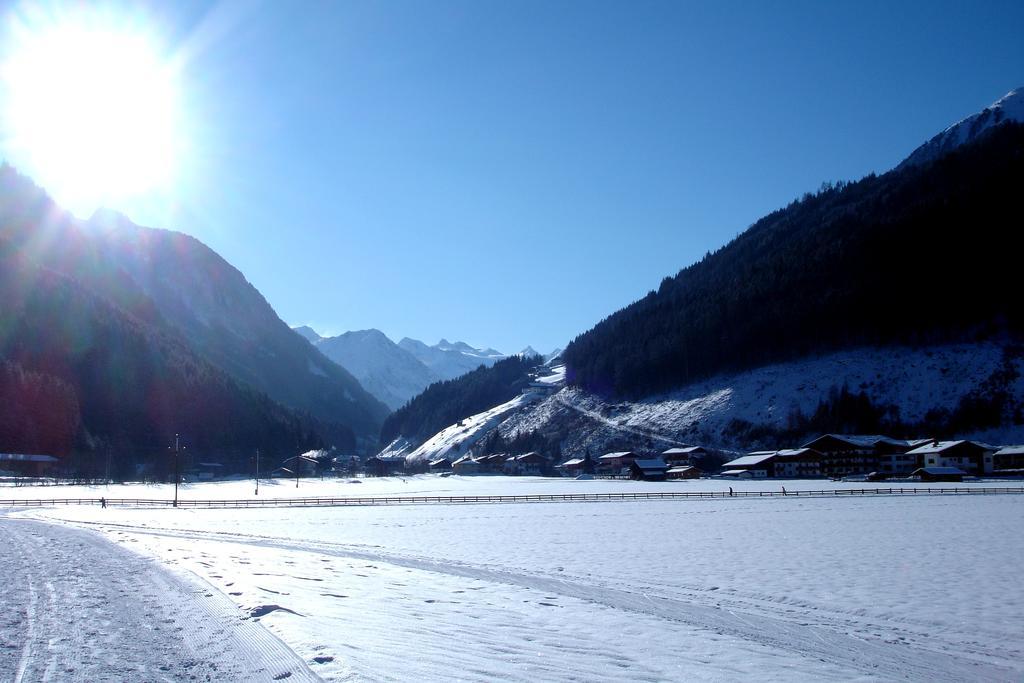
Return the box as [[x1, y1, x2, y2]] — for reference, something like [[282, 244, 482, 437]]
[[255, 448, 260, 496], [171, 434, 181, 508]]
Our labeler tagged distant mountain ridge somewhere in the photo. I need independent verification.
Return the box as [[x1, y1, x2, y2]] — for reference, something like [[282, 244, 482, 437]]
[[295, 326, 532, 410]]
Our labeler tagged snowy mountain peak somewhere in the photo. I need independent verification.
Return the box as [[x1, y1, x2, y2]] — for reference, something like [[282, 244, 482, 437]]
[[292, 325, 323, 343], [900, 86, 1024, 169], [518, 346, 540, 357]]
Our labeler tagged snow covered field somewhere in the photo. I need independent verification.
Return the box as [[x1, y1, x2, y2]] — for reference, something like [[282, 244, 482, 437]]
[[4, 477, 1022, 681]]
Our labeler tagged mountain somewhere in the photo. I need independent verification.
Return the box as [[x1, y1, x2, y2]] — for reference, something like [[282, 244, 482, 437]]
[[395, 91, 1024, 462], [305, 329, 437, 411], [0, 164, 388, 467], [292, 325, 322, 344], [78, 209, 389, 442], [379, 354, 542, 448], [899, 87, 1024, 169], [563, 116, 1024, 401], [398, 337, 507, 381]]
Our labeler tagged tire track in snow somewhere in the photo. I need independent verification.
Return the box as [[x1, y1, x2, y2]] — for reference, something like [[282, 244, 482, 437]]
[[0, 519, 318, 683]]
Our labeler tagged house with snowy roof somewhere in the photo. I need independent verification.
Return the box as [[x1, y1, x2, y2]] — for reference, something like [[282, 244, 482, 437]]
[[666, 465, 702, 480], [596, 451, 636, 476], [557, 457, 587, 476], [661, 446, 706, 467], [720, 449, 822, 478], [451, 454, 481, 475], [629, 458, 669, 481], [993, 445, 1024, 472], [720, 451, 776, 478], [801, 435, 929, 478], [911, 466, 966, 482], [905, 440, 994, 476], [504, 452, 549, 476]]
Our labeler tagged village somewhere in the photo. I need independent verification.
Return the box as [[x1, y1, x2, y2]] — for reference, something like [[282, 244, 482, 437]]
[[5, 434, 1024, 486], [358, 434, 1024, 484]]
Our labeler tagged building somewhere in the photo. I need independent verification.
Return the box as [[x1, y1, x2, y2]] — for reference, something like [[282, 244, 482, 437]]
[[0, 453, 59, 477], [661, 446, 706, 467], [905, 440, 994, 476], [504, 452, 548, 476], [367, 454, 407, 477], [480, 453, 508, 473], [993, 445, 1024, 472], [597, 451, 636, 476], [912, 466, 966, 482], [666, 465, 702, 480], [451, 454, 481, 475], [558, 457, 587, 476], [630, 458, 669, 481], [802, 435, 928, 478], [720, 451, 777, 478], [428, 457, 452, 472], [772, 449, 822, 478]]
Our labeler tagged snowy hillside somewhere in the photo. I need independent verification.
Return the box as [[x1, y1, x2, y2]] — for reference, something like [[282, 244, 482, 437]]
[[405, 343, 1024, 462], [404, 392, 544, 463], [899, 87, 1024, 169]]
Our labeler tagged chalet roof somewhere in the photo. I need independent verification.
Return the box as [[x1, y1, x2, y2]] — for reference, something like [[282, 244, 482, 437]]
[[598, 451, 635, 460], [995, 445, 1024, 456], [662, 446, 704, 455], [667, 465, 700, 473], [913, 466, 967, 476], [451, 455, 476, 466], [514, 452, 547, 462], [803, 434, 910, 449], [723, 452, 776, 468], [775, 448, 818, 459], [632, 458, 669, 471], [0, 453, 59, 463], [560, 458, 585, 467], [428, 457, 452, 466], [905, 440, 976, 455], [371, 453, 407, 463], [720, 469, 751, 476]]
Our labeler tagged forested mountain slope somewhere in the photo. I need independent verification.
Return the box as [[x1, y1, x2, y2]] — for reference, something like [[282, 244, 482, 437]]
[[564, 123, 1024, 399]]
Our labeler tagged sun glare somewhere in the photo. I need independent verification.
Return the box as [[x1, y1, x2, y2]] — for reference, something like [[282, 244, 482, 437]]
[[1, 9, 183, 214]]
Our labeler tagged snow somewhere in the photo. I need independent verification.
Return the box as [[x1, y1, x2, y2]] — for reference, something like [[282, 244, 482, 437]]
[[405, 392, 543, 463], [399, 337, 508, 382], [7, 477, 1022, 681], [498, 342, 1024, 457], [900, 87, 1024, 168], [722, 452, 777, 468]]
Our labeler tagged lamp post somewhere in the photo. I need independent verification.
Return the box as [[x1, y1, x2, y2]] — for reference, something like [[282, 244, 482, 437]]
[[255, 448, 260, 496]]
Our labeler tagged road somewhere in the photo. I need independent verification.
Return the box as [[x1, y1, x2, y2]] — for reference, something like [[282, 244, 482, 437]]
[[0, 518, 318, 682]]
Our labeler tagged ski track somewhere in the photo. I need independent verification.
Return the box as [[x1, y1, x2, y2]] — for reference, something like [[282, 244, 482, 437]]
[[60, 517, 1015, 682], [0, 519, 318, 683]]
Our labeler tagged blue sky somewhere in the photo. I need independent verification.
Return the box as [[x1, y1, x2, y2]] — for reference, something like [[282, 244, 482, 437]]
[[2, 0, 1023, 353]]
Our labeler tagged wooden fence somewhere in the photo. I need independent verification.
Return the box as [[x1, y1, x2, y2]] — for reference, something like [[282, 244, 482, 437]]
[[1, 486, 1023, 509]]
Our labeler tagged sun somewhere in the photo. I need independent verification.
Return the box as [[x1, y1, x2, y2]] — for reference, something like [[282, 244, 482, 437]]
[[0, 8, 184, 214]]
